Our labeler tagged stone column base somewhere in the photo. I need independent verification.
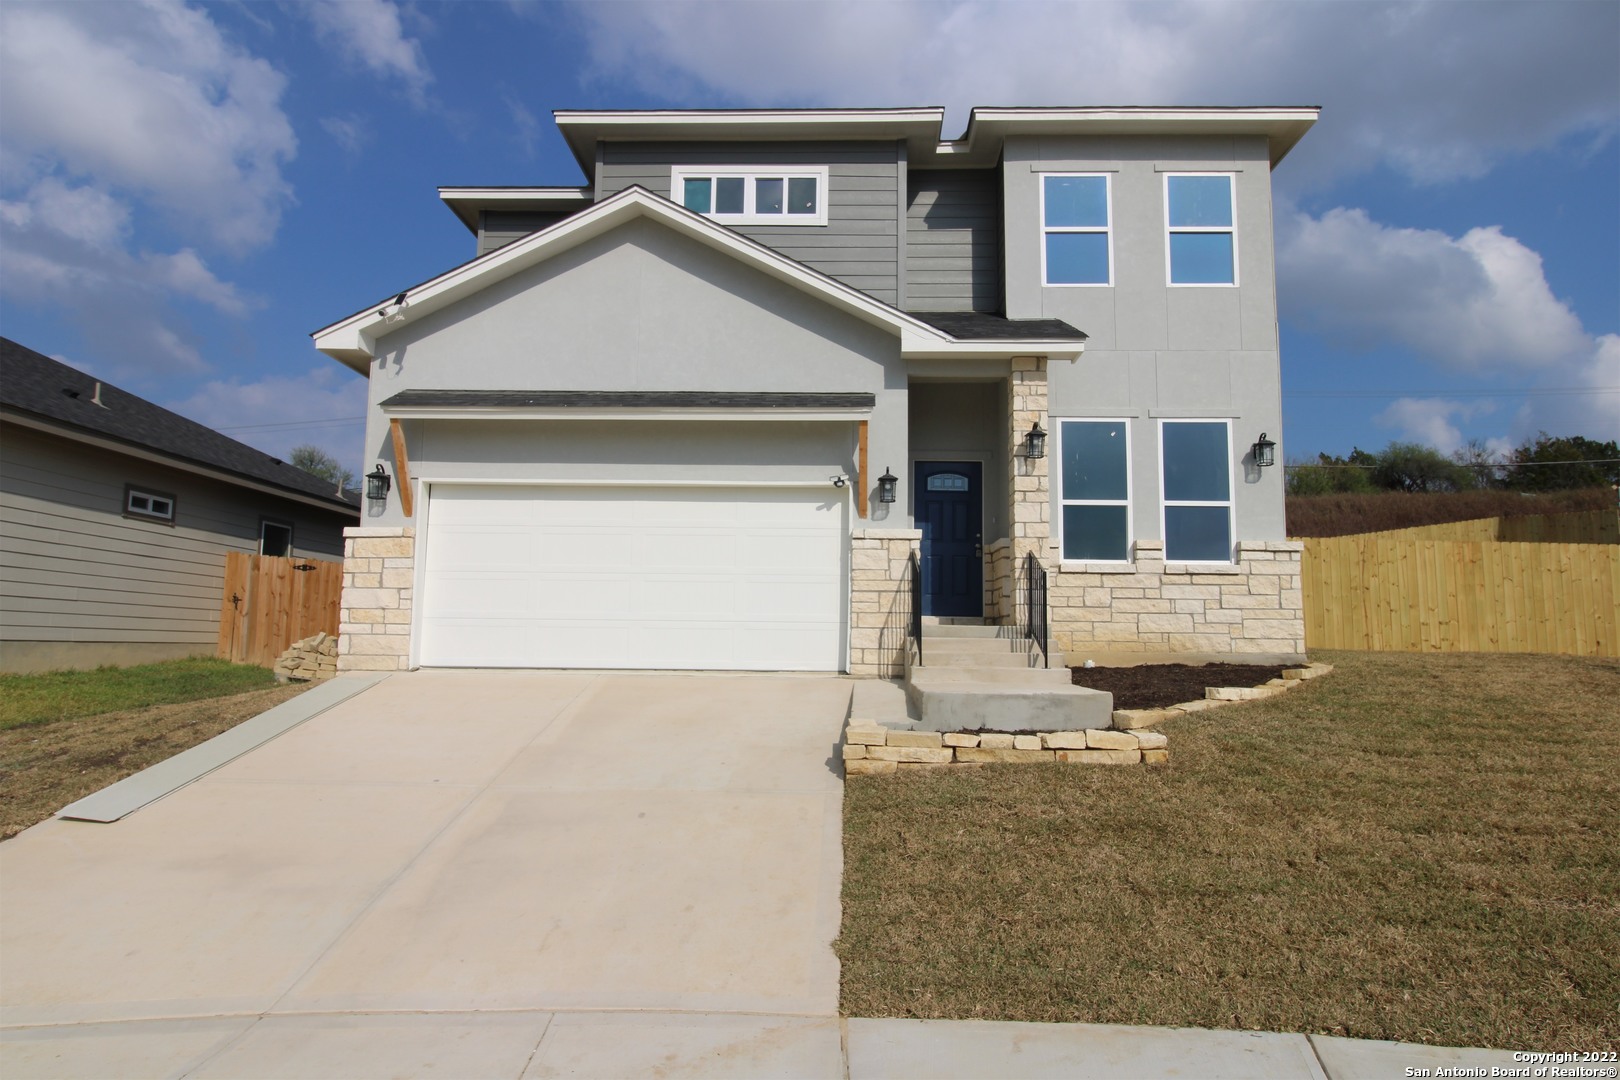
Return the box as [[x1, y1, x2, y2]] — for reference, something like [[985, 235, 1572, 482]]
[[336, 526, 415, 672], [849, 529, 922, 677]]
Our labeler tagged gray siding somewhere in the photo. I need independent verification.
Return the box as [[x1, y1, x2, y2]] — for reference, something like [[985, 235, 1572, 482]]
[[596, 141, 901, 305], [0, 425, 353, 660], [906, 170, 1002, 313], [478, 210, 578, 257]]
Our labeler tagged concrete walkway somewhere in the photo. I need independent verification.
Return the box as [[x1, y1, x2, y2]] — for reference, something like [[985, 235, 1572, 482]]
[[1, 671, 1524, 1078]]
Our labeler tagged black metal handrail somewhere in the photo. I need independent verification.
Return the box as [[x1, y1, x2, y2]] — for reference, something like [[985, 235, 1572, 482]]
[[908, 550, 923, 666], [1025, 551, 1049, 668]]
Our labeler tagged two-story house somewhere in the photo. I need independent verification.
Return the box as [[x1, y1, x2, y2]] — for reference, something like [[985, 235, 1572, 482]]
[[313, 106, 1316, 677]]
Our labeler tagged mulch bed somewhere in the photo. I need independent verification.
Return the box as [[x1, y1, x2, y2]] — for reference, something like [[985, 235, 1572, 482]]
[[1069, 663, 1288, 709]]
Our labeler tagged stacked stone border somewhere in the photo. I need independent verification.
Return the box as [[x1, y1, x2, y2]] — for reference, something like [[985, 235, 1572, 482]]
[[336, 526, 415, 673], [844, 661, 1333, 776], [273, 632, 338, 682]]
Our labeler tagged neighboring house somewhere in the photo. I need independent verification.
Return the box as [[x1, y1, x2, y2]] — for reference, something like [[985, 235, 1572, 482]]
[[314, 106, 1315, 676], [0, 338, 359, 673]]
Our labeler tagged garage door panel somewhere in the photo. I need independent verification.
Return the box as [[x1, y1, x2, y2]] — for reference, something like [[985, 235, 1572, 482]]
[[419, 485, 845, 671]]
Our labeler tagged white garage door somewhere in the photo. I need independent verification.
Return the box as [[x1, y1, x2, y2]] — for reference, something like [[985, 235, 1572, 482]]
[[418, 484, 846, 671]]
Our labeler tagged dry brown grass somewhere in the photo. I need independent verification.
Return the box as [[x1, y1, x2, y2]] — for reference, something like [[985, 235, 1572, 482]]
[[837, 651, 1620, 1050], [0, 684, 309, 840], [1286, 488, 1613, 538]]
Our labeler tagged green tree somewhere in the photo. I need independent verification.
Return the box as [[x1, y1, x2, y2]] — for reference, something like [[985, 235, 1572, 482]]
[[1285, 449, 1376, 495], [289, 444, 354, 492], [1451, 438, 1506, 489], [1371, 442, 1473, 493], [1503, 433, 1620, 492]]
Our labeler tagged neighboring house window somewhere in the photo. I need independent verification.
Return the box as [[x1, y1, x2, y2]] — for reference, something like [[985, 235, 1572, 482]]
[[1042, 174, 1112, 286], [1160, 420, 1234, 563], [260, 520, 293, 558], [1058, 419, 1130, 561], [671, 166, 829, 226], [1165, 174, 1237, 285], [124, 486, 175, 523]]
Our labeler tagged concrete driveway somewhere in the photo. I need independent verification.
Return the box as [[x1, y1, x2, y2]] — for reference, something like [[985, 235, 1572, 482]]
[[1, 671, 853, 1077]]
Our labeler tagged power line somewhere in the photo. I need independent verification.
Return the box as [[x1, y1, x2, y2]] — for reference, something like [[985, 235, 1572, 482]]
[[1285, 458, 1620, 470], [215, 416, 366, 433], [1284, 387, 1619, 399]]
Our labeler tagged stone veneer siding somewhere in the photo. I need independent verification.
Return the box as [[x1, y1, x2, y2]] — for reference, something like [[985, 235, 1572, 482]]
[[1048, 539, 1306, 657], [849, 528, 922, 678], [336, 526, 415, 672]]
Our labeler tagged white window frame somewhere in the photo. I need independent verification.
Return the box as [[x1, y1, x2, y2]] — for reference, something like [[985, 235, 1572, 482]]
[[1057, 417, 1132, 565], [671, 166, 830, 227], [1040, 173, 1113, 287], [1157, 419, 1236, 565], [1163, 173, 1238, 287], [125, 486, 175, 522]]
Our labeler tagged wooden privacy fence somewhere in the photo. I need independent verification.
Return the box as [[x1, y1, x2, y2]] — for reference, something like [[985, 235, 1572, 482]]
[[1300, 537, 1619, 657], [1348, 508, 1620, 545], [217, 552, 344, 668]]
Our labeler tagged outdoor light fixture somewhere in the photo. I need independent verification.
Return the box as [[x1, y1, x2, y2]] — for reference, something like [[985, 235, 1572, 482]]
[[1252, 433, 1277, 468], [365, 464, 392, 502], [877, 467, 898, 504], [1025, 421, 1047, 459]]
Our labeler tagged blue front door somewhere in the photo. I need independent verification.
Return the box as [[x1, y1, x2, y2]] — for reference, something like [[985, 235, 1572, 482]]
[[915, 461, 983, 618]]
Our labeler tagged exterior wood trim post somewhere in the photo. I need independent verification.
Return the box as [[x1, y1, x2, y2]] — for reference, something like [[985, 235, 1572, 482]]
[[389, 418, 414, 518], [857, 420, 869, 518]]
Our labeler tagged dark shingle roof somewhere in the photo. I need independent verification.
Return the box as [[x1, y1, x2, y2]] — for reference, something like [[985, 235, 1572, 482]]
[[0, 338, 359, 511], [905, 311, 1088, 341], [379, 390, 875, 410]]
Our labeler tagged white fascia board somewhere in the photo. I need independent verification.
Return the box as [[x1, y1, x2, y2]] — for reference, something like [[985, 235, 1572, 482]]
[[313, 186, 953, 364], [2, 410, 358, 516], [380, 406, 873, 422], [898, 329, 1086, 361]]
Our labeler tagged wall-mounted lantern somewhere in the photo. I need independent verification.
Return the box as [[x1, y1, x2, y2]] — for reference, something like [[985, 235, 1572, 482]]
[[1025, 421, 1047, 460], [365, 464, 392, 503], [1252, 433, 1277, 468], [877, 467, 898, 504]]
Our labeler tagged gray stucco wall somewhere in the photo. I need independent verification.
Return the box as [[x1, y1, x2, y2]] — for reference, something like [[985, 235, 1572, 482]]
[[0, 424, 352, 671], [595, 140, 901, 305], [906, 169, 1002, 313], [363, 215, 908, 529], [1002, 134, 1287, 544]]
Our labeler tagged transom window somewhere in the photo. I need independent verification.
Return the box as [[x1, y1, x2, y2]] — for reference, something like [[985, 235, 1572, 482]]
[[1058, 419, 1130, 562], [1042, 174, 1112, 286], [672, 166, 828, 226], [1165, 174, 1237, 285], [1160, 420, 1234, 562], [125, 486, 175, 522]]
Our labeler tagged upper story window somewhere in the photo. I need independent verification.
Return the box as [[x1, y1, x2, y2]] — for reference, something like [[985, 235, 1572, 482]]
[[1058, 419, 1131, 562], [125, 485, 175, 523], [1160, 420, 1234, 563], [1042, 174, 1111, 286], [672, 166, 828, 226], [1165, 174, 1237, 286]]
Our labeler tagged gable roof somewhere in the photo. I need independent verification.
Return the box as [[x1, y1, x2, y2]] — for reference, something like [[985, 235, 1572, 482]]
[[312, 186, 1088, 370], [0, 338, 359, 514]]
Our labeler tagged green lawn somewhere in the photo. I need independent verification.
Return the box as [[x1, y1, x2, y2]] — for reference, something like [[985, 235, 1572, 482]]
[[0, 657, 280, 729], [837, 650, 1620, 1050]]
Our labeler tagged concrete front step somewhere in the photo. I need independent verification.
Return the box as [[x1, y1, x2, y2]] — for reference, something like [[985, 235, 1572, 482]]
[[920, 622, 1021, 639], [905, 668, 1113, 733]]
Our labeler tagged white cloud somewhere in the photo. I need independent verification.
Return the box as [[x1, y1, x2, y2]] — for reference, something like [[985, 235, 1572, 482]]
[[1277, 207, 1588, 372], [0, 0, 296, 253], [507, 97, 542, 158], [1375, 399, 1496, 456], [320, 114, 369, 156], [303, 0, 433, 105], [167, 364, 370, 467], [564, 0, 1618, 188]]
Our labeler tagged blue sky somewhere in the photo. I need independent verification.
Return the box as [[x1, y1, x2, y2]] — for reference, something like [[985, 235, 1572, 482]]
[[2, 0, 1616, 474]]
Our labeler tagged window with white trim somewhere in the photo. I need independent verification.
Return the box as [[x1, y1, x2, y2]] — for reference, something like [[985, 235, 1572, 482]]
[[1165, 174, 1237, 286], [1058, 419, 1130, 561], [125, 486, 175, 522], [1042, 174, 1112, 286], [1160, 420, 1234, 562], [672, 166, 828, 226]]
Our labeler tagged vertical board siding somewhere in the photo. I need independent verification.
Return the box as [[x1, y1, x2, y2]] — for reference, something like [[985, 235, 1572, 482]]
[[1345, 509, 1620, 545], [1301, 536, 1619, 657], [906, 169, 1002, 312], [1, 426, 351, 647], [217, 553, 343, 667], [597, 141, 900, 305], [477, 210, 579, 256]]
